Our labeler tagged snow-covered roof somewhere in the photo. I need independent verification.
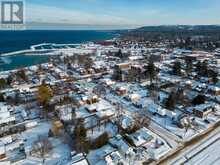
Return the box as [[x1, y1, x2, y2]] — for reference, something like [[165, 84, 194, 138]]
[[128, 127, 153, 147], [105, 151, 122, 164], [194, 103, 214, 112], [0, 141, 6, 155], [69, 153, 88, 165], [109, 135, 132, 155]]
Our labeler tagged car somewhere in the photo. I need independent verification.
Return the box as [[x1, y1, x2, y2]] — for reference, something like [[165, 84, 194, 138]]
[[204, 119, 210, 124]]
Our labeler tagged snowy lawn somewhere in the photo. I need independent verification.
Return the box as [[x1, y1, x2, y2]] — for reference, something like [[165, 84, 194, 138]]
[[17, 120, 72, 165]]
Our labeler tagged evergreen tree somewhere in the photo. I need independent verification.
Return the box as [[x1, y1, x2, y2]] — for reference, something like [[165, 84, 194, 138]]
[[165, 91, 176, 110], [0, 93, 4, 102], [0, 78, 6, 89], [173, 61, 182, 76], [147, 59, 157, 85], [209, 70, 218, 84], [185, 59, 193, 75], [74, 118, 88, 152]]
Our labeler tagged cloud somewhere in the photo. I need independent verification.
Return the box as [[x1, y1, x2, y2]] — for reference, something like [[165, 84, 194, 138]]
[[25, 2, 220, 28], [26, 3, 139, 26]]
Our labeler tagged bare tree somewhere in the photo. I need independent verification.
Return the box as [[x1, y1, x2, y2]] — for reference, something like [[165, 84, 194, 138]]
[[31, 136, 53, 163], [93, 83, 106, 97], [115, 103, 124, 133], [134, 111, 151, 129]]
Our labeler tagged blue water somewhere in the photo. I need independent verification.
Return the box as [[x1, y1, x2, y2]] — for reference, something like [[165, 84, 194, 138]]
[[0, 30, 115, 71], [0, 30, 115, 53], [0, 55, 49, 71]]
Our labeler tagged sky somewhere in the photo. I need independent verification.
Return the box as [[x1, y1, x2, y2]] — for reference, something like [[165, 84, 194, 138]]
[[25, 0, 220, 29]]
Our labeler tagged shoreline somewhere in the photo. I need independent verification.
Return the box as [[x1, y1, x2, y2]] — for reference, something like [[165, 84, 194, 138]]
[[0, 43, 82, 57]]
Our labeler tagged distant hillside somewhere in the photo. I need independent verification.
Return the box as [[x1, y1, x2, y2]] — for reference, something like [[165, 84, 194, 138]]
[[120, 25, 220, 51], [121, 25, 220, 41], [136, 25, 220, 32]]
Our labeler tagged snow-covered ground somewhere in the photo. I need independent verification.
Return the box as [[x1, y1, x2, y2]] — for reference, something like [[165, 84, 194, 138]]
[[185, 138, 220, 165], [15, 121, 71, 165], [87, 122, 118, 140], [87, 145, 116, 165], [166, 125, 220, 165]]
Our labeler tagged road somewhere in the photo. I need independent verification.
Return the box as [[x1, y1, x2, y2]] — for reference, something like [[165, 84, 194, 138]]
[[185, 137, 220, 165], [105, 92, 180, 149], [161, 125, 220, 165], [148, 122, 180, 149]]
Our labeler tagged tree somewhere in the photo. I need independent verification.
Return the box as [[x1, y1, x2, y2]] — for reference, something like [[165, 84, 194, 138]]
[[78, 55, 94, 69], [115, 49, 123, 58], [84, 56, 93, 69], [127, 69, 136, 82], [114, 68, 123, 81], [201, 60, 208, 76], [37, 84, 53, 105], [134, 112, 151, 129], [196, 60, 208, 76], [147, 59, 157, 85], [185, 58, 193, 76], [176, 88, 184, 103], [6, 75, 13, 86], [173, 61, 182, 76], [37, 84, 53, 117], [0, 93, 4, 102], [17, 69, 27, 81], [196, 61, 202, 73], [192, 95, 205, 105], [74, 118, 88, 153], [31, 136, 53, 163], [115, 103, 123, 133], [165, 91, 176, 110], [90, 132, 109, 149], [0, 78, 7, 89], [209, 70, 218, 84], [93, 84, 106, 97]]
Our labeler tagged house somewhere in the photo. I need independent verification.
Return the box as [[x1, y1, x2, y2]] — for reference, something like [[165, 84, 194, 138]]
[[166, 110, 177, 120], [82, 95, 99, 105], [68, 153, 89, 165], [117, 115, 134, 130], [4, 139, 25, 163], [127, 127, 153, 147], [147, 139, 170, 160], [85, 104, 97, 113], [115, 63, 130, 70], [0, 141, 6, 160], [113, 63, 130, 81], [129, 93, 141, 103], [104, 151, 124, 165], [150, 52, 164, 62], [25, 121, 38, 129], [115, 87, 127, 96], [208, 86, 220, 95], [148, 103, 166, 116], [129, 56, 144, 61], [193, 103, 214, 118], [51, 120, 64, 136], [85, 99, 115, 121], [87, 144, 116, 165], [55, 104, 74, 122], [0, 105, 16, 127], [103, 79, 115, 86], [109, 135, 135, 158]]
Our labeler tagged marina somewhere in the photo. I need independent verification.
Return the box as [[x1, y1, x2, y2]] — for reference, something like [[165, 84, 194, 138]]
[[0, 43, 90, 71], [0, 54, 49, 71]]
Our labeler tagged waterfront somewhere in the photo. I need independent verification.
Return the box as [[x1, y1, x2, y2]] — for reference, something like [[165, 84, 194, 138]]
[[0, 30, 115, 54], [0, 55, 49, 71], [0, 30, 116, 71]]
